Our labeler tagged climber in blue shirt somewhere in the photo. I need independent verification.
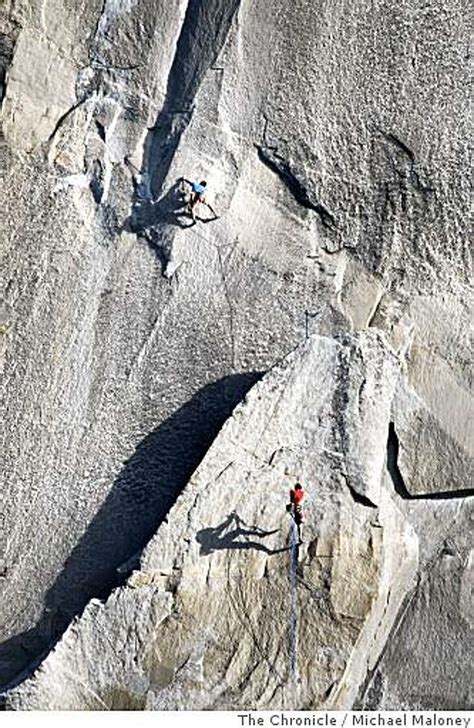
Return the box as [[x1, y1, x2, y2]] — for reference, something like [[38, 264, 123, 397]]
[[180, 178, 218, 223]]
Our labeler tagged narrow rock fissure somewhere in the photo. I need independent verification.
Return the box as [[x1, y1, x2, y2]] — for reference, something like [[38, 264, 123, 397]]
[[379, 129, 435, 198], [347, 484, 377, 509], [89, 159, 104, 203], [255, 144, 336, 229], [46, 96, 90, 144], [366, 290, 385, 328], [95, 120, 106, 142], [383, 131, 416, 164], [387, 423, 473, 500], [0, 31, 17, 109], [88, 0, 112, 66]]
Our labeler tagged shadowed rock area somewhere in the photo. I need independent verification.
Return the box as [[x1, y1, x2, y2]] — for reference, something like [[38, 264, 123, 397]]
[[0, 0, 472, 710], [0, 372, 262, 687]]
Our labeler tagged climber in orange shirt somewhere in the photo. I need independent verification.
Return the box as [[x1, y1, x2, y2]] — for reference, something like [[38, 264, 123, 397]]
[[287, 483, 305, 542]]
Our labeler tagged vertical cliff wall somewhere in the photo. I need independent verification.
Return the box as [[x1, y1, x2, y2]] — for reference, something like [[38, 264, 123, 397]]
[[0, 0, 471, 707]]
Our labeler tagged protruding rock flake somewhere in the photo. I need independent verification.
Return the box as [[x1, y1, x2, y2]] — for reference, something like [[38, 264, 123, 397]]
[[0, 0, 471, 711]]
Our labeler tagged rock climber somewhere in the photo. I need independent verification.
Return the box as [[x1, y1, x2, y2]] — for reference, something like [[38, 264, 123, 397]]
[[180, 177, 218, 223], [287, 482, 305, 542]]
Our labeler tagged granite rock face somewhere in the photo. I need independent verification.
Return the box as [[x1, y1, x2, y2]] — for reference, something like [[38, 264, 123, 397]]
[[6, 332, 420, 710], [0, 0, 472, 710], [361, 498, 473, 711]]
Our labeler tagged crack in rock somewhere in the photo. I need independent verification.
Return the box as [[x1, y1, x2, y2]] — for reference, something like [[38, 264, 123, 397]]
[[347, 483, 377, 509], [0, 30, 18, 109], [379, 129, 435, 200], [255, 144, 336, 230], [46, 95, 91, 143]]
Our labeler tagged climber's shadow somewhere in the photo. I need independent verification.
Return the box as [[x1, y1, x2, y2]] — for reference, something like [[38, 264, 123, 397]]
[[150, 180, 195, 229], [122, 179, 196, 236], [196, 512, 290, 556]]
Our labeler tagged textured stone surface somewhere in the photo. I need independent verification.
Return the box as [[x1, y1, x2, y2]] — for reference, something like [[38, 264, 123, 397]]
[[360, 497, 473, 710], [5, 332, 419, 710], [0, 0, 471, 709]]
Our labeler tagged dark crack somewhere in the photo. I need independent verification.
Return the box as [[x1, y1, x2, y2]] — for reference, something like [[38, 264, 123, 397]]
[[46, 96, 90, 144], [380, 130, 435, 198], [347, 483, 377, 509], [95, 120, 106, 142], [124, 0, 240, 271], [89, 159, 104, 203], [383, 132, 415, 164], [91, 60, 141, 72], [330, 343, 352, 467], [0, 30, 18, 109], [88, 0, 108, 64], [366, 292, 384, 328], [255, 144, 336, 229]]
